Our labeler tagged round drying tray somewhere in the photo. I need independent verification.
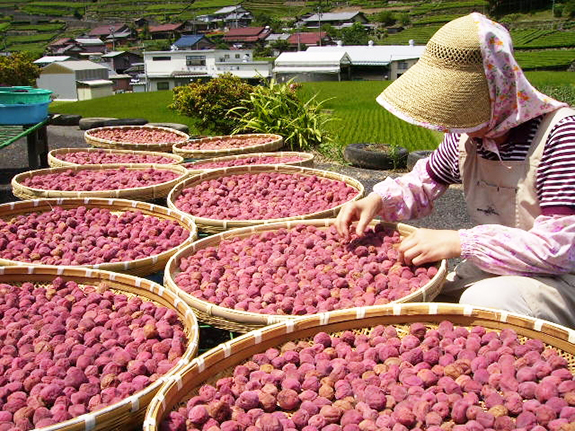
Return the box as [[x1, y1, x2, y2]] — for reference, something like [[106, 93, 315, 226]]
[[182, 151, 314, 175], [0, 265, 199, 431], [143, 302, 575, 430], [84, 125, 190, 152], [164, 219, 447, 333], [11, 163, 189, 202], [172, 133, 284, 159], [0, 197, 197, 276], [166, 164, 364, 233], [48, 147, 184, 168]]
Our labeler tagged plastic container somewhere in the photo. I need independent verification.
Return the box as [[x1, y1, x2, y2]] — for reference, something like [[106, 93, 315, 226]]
[[0, 101, 50, 125], [0, 87, 52, 104]]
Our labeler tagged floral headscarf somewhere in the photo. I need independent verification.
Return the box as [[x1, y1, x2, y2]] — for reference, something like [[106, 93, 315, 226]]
[[473, 13, 566, 153]]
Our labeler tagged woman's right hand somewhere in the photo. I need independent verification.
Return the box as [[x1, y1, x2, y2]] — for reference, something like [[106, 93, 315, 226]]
[[334, 192, 383, 240]]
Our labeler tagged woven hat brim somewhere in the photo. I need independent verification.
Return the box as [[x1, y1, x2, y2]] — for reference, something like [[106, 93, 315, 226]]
[[376, 57, 491, 132]]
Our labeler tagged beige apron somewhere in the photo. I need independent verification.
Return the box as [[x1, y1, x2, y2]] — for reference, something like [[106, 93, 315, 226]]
[[442, 107, 575, 327]]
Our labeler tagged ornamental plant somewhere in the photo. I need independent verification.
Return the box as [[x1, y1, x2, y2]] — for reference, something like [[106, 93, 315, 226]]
[[229, 78, 334, 152], [169, 73, 255, 134]]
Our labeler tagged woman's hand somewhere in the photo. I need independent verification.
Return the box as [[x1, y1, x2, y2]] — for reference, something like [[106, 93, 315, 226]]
[[334, 192, 383, 240], [398, 228, 461, 266]]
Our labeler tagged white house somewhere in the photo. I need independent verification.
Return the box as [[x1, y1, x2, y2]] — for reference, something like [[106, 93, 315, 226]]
[[142, 49, 272, 91], [306, 42, 426, 80], [36, 60, 113, 101], [273, 51, 352, 82]]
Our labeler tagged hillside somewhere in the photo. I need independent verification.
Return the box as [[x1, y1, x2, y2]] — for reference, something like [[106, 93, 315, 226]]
[[0, 0, 574, 70]]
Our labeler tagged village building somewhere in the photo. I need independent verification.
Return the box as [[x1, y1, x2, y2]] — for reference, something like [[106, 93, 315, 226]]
[[196, 5, 253, 30], [299, 11, 369, 30], [141, 49, 271, 91], [101, 51, 143, 74], [273, 50, 351, 82], [36, 60, 113, 101], [172, 34, 216, 50], [223, 26, 271, 49]]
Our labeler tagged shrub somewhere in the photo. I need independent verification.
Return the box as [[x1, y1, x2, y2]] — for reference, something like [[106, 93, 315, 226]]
[[230, 79, 333, 152], [169, 73, 255, 134]]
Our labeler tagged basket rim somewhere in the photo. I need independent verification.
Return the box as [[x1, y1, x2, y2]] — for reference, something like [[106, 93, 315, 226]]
[[84, 124, 190, 145], [172, 133, 284, 158], [0, 265, 199, 431], [166, 165, 365, 228], [11, 163, 189, 199], [0, 197, 197, 274], [164, 219, 448, 327], [183, 151, 313, 169], [143, 301, 575, 431], [48, 147, 184, 167]]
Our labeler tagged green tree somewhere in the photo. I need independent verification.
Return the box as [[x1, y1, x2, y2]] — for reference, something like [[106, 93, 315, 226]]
[[0, 51, 41, 86], [563, 0, 575, 17], [373, 10, 396, 26], [341, 22, 369, 46]]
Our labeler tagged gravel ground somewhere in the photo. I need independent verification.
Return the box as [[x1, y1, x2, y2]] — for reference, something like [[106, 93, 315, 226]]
[[1, 124, 472, 232]]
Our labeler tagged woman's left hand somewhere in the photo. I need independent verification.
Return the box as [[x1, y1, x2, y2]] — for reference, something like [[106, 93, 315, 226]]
[[398, 228, 462, 266]]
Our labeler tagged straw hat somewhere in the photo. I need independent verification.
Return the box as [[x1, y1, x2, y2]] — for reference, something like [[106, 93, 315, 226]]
[[376, 14, 491, 131]]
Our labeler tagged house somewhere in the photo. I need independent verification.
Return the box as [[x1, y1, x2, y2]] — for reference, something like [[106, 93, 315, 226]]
[[287, 32, 332, 51], [265, 33, 291, 56], [142, 49, 271, 91], [273, 50, 351, 82], [33, 55, 72, 67], [197, 5, 253, 30], [46, 37, 75, 54], [223, 26, 271, 48], [105, 29, 134, 50], [89, 23, 130, 39], [307, 41, 425, 80], [101, 51, 143, 73], [109, 72, 133, 93], [173, 35, 215, 50], [299, 11, 369, 30], [149, 23, 186, 40], [36, 60, 113, 101], [75, 38, 106, 54]]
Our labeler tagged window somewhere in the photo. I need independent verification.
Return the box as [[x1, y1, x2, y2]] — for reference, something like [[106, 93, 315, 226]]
[[186, 55, 206, 66], [224, 54, 230, 59], [157, 82, 170, 90], [398, 61, 408, 70], [152, 56, 171, 61], [235, 54, 240, 59]]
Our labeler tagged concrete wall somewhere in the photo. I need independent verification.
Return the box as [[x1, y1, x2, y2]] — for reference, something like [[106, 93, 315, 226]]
[[36, 73, 77, 100]]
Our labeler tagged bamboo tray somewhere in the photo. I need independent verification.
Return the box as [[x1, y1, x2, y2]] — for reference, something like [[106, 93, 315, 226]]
[[49, 147, 184, 168], [11, 163, 189, 202], [84, 125, 190, 152], [164, 219, 447, 332], [0, 198, 197, 276], [172, 133, 284, 159], [0, 265, 199, 431], [182, 151, 314, 175], [143, 302, 575, 430], [166, 165, 364, 233]]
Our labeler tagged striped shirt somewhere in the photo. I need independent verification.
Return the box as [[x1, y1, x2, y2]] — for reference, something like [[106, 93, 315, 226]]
[[426, 115, 575, 214]]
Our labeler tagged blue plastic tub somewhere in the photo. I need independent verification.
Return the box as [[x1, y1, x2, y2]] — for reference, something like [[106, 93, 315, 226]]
[[0, 102, 50, 125], [0, 87, 52, 105]]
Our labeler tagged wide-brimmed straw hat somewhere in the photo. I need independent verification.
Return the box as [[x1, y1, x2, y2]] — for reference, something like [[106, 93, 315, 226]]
[[376, 14, 491, 132]]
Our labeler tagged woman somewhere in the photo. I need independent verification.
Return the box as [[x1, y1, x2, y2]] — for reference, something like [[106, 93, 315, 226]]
[[334, 12, 575, 327]]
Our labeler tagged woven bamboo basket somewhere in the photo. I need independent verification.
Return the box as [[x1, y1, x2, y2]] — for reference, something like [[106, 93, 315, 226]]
[[166, 165, 365, 233], [164, 219, 447, 332], [182, 151, 314, 175], [172, 133, 284, 159], [11, 163, 189, 202], [84, 125, 190, 152], [0, 265, 199, 431], [0, 198, 197, 276], [48, 147, 184, 168], [143, 302, 575, 430]]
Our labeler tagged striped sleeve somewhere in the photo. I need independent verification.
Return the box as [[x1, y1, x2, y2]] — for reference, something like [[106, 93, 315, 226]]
[[426, 133, 463, 185], [537, 115, 575, 211]]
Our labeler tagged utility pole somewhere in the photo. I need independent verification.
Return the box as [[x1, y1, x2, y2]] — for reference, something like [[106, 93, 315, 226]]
[[317, 0, 322, 47], [109, 26, 115, 51]]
